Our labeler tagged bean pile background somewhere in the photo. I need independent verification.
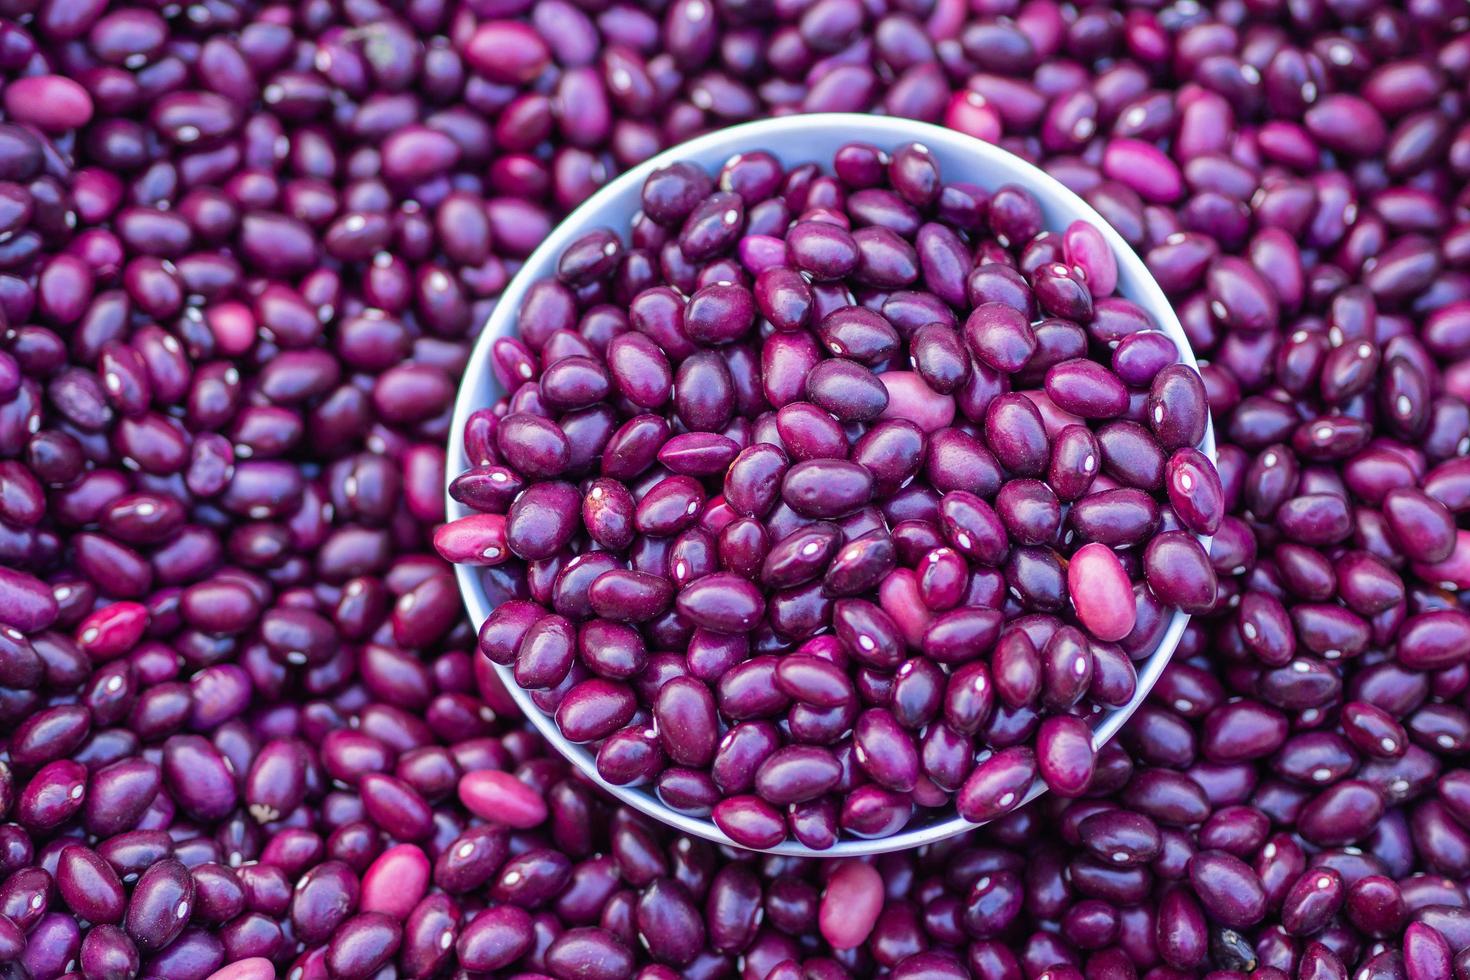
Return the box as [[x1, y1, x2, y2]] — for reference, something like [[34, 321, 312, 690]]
[[0, 0, 1468, 978]]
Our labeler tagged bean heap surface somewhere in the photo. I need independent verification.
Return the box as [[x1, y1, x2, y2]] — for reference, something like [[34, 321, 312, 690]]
[[0, 0, 1465, 977]]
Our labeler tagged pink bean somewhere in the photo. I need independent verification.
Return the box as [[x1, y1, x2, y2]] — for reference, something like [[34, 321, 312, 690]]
[[1063, 220, 1118, 298], [819, 860, 884, 949], [360, 844, 431, 918], [1102, 138, 1183, 203], [944, 91, 1002, 143], [432, 514, 510, 565], [204, 300, 258, 356], [204, 959, 275, 980], [76, 601, 149, 661], [1068, 543, 1137, 642], [3, 75, 94, 132], [459, 769, 549, 828], [878, 371, 956, 433]]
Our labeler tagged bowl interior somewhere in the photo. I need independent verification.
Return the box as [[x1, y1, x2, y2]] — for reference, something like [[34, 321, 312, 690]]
[[447, 113, 1216, 856]]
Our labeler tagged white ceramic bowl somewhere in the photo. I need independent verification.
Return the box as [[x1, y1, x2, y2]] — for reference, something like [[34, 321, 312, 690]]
[[447, 113, 1216, 855]]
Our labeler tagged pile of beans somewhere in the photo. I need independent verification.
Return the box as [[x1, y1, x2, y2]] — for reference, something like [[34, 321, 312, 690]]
[[440, 143, 1222, 849], [0, 0, 1465, 976]]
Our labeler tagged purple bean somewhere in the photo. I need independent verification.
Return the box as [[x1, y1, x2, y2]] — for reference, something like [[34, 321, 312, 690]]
[[0, 0, 1458, 965]]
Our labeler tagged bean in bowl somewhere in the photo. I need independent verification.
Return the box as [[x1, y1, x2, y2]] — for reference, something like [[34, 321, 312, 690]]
[[438, 141, 1220, 849]]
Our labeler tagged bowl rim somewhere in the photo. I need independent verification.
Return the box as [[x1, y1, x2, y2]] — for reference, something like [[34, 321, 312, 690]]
[[446, 112, 1216, 856]]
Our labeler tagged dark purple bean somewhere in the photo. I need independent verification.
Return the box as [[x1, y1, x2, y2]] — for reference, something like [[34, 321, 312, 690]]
[[160, 734, 238, 822], [806, 358, 889, 422], [589, 569, 674, 622], [57, 844, 126, 924], [547, 927, 636, 980], [456, 905, 533, 972], [680, 191, 745, 261], [817, 532, 893, 600], [1143, 531, 1217, 614], [125, 857, 194, 952], [1040, 627, 1093, 711], [956, 747, 1036, 822], [1384, 488, 1457, 563], [1188, 850, 1267, 928], [782, 460, 874, 519], [16, 758, 87, 831], [1299, 780, 1385, 847], [653, 676, 719, 768], [712, 795, 786, 849], [853, 708, 919, 792]]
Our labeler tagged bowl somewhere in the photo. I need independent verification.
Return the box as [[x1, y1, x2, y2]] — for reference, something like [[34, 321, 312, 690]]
[[446, 112, 1217, 856]]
